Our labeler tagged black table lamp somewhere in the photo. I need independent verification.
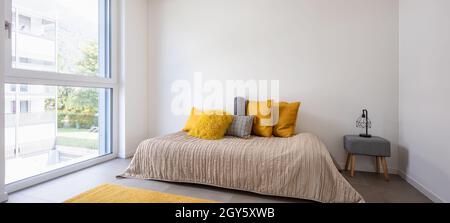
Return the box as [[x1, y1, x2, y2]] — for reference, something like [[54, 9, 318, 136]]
[[356, 109, 372, 138]]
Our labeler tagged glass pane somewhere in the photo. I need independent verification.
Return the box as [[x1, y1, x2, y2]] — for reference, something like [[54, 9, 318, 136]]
[[11, 0, 110, 78], [4, 84, 112, 184]]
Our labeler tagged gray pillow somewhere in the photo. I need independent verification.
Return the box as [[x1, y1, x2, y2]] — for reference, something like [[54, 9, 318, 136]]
[[234, 97, 247, 116], [226, 116, 254, 138]]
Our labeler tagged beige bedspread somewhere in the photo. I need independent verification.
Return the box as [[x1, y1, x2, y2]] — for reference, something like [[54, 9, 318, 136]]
[[119, 132, 364, 203]]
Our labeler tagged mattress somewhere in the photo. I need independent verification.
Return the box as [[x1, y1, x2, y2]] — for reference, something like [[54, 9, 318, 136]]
[[119, 132, 364, 203]]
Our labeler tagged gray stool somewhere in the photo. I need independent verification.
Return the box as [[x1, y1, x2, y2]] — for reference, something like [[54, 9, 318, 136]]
[[343, 135, 391, 181]]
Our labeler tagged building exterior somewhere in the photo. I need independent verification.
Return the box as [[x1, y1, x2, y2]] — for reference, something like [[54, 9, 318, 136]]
[[6, 6, 57, 159], [4, 84, 57, 159], [12, 6, 57, 72]]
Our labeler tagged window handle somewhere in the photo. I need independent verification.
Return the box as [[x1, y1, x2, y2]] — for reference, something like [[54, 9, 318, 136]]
[[5, 21, 12, 39]]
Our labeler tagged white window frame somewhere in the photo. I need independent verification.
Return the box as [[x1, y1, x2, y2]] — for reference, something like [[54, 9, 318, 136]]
[[3, 0, 120, 193]]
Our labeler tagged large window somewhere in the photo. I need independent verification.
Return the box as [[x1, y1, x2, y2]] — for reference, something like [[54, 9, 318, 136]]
[[4, 0, 115, 186]]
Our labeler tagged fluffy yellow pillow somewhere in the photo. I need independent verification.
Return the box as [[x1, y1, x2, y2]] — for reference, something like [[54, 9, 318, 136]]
[[188, 114, 233, 140], [182, 108, 202, 132], [273, 102, 301, 137], [247, 100, 274, 137], [183, 108, 229, 131]]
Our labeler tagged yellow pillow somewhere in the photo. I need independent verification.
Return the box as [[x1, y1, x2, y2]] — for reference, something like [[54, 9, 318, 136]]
[[183, 108, 229, 131], [273, 102, 301, 137], [188, 114, 233, 140], [182, 108, 202, 132], [247, 100, 274, 137]]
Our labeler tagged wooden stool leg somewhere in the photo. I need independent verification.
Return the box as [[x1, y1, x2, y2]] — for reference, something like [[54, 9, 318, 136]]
[[381, 157, 389, 181], [375, 156, 380, 173], [350, 155, 356, 177], [345, 153, 351, 171]]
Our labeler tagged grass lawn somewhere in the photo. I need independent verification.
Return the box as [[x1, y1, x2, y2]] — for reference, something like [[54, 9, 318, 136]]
[[56, 128, 99, 150]]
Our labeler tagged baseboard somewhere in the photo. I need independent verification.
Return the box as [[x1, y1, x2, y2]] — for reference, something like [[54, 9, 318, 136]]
[[119, 151, 135, 159], [0, 192, 8, 203], [119, 149, 136, 159], [397, 170, 444, 203], [337, 161, 443, 203], [336, 162, 398, 175], [125, 151, 135, 159]]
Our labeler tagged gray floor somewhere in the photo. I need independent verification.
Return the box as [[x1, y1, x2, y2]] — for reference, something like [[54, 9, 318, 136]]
[[6, 158, 431, 203]]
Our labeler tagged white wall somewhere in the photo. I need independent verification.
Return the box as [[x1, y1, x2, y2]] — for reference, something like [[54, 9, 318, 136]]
[[148, 0, 399, 172], [119, 0, 149, 158], [399, 0, 450, 203], [1, 2, 8, 202]]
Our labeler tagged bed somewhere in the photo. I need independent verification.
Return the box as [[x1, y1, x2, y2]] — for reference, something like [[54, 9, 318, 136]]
[[119, 131, 364, 203]]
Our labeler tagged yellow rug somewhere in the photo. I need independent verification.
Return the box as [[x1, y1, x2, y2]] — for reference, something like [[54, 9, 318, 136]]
[[65, 184, 216, 203]]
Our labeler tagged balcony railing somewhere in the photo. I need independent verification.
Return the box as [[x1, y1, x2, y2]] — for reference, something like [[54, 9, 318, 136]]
[[5, 112, 56, 128]]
